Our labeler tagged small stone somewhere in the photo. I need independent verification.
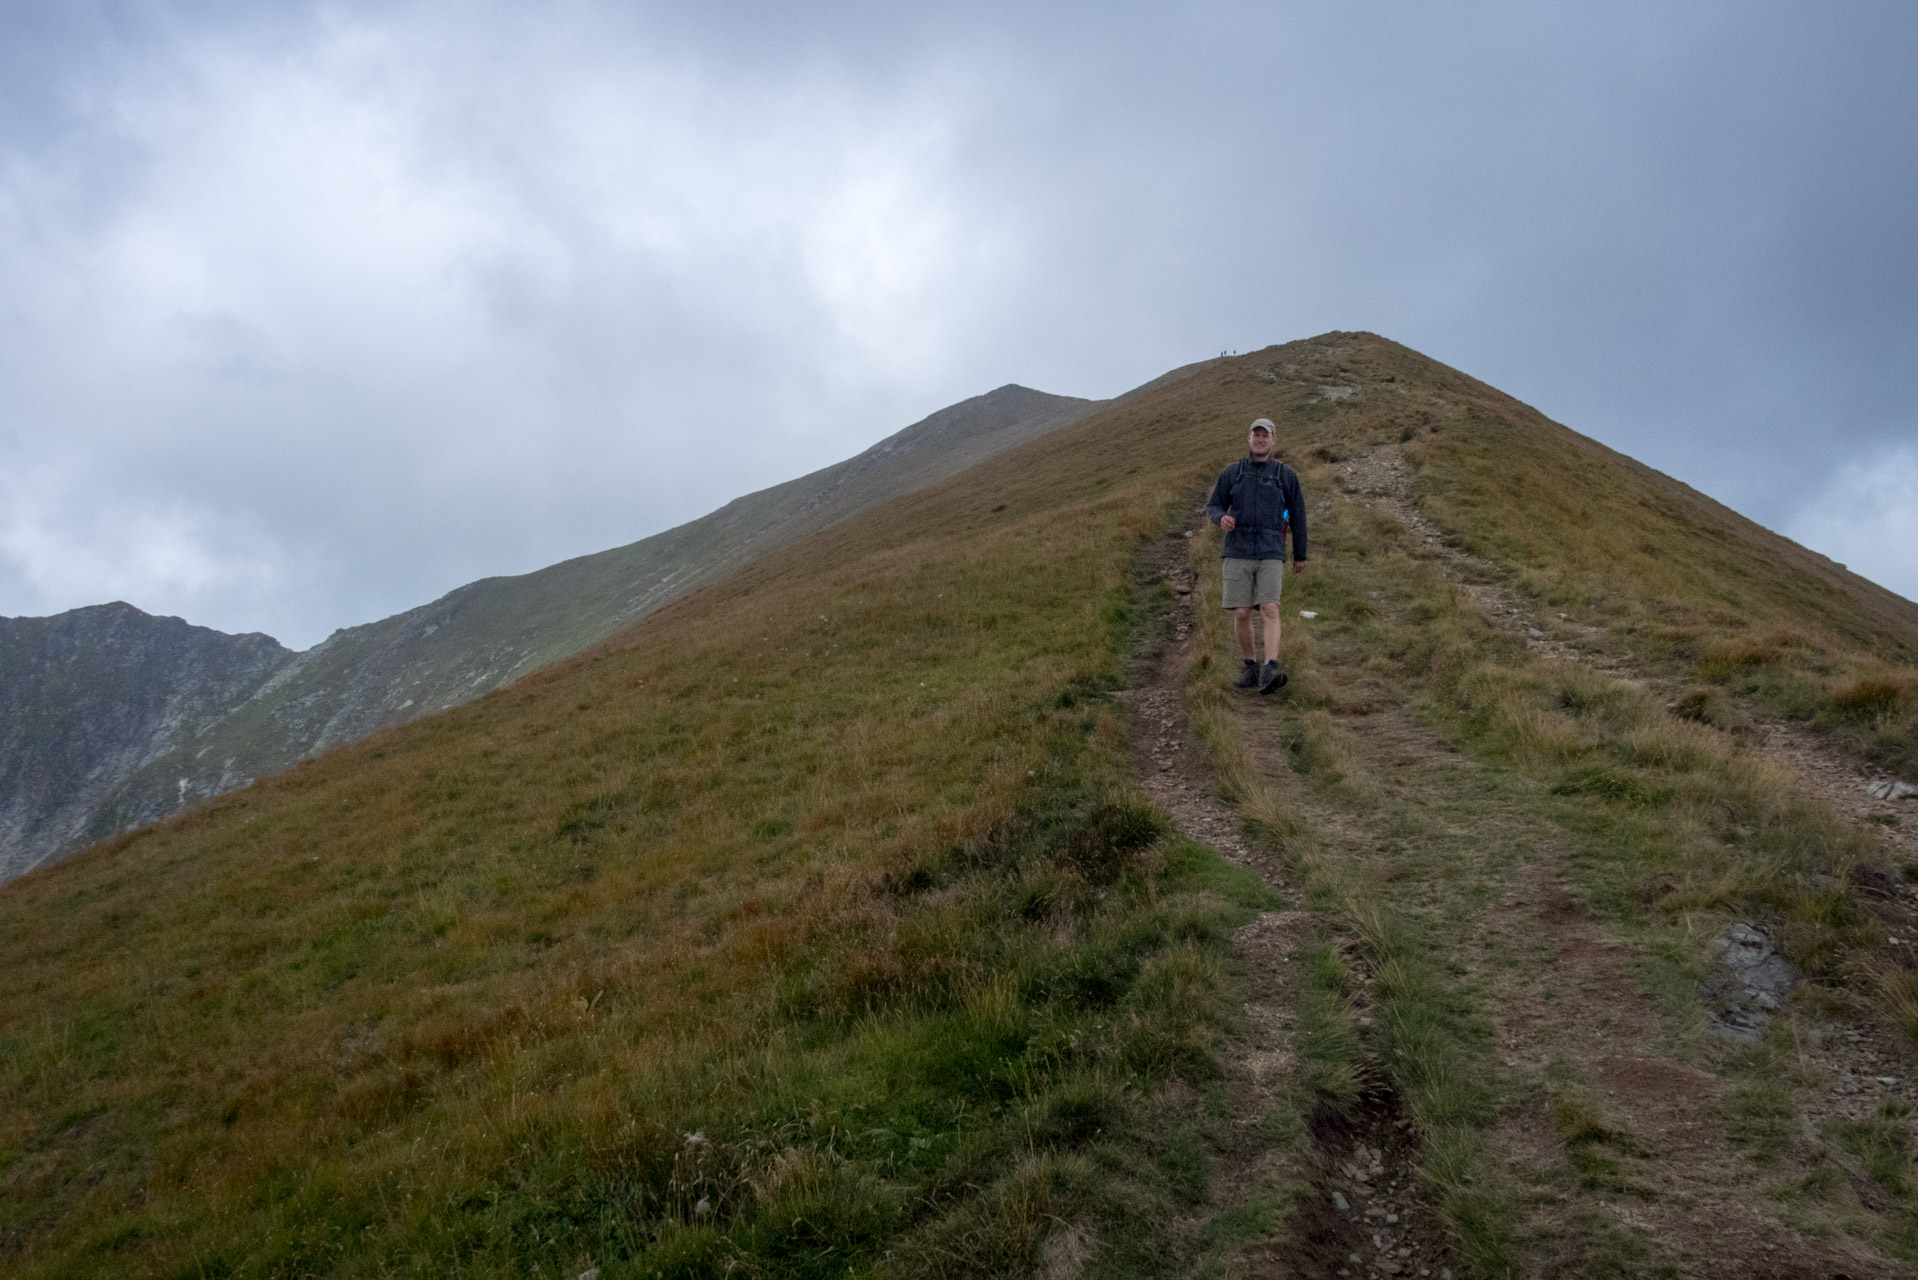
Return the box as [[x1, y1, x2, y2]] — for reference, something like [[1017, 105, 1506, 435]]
[[1300, 610, 1319, 619], [1379, 1262, 1402, 1276], [1386, 1213, 1399, 1223], [1879, 1076, 1898, 1086], [578, 1271, 600, 1280]]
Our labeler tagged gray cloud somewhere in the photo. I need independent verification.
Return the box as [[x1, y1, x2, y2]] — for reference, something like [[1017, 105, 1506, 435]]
[[4, 1, 1915, 647]]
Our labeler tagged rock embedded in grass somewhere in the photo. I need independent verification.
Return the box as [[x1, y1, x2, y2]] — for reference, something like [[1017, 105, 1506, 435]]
[[1703, 922, 1799, 1041]]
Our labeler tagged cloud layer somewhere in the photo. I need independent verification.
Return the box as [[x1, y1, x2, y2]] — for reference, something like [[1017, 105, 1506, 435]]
[[4, 2, 1915, 646]]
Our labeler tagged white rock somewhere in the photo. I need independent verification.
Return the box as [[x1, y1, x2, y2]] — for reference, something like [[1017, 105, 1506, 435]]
[[1300, 610, 1318, 619], [1866, 779, 1917, 801]]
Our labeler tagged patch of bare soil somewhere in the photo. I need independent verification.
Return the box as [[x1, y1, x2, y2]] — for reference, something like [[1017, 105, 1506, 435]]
[[1123, 533, 1459, 1279], [1124, 537, 1287, 885]]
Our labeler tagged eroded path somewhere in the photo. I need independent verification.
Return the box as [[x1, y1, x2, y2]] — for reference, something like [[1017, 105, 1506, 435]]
[[1335, 444, 1918, 869], [1240, 686, 1903, 1276], [1335, 442, 1918, 1142], [1123, 536, 1462, 1278]]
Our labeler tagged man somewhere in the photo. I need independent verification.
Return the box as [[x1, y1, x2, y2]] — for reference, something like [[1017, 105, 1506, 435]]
[[1205, 417, 1308, 693]]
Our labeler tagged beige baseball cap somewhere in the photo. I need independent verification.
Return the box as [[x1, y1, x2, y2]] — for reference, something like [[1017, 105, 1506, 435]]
[[1248, 418, 1275, 435]]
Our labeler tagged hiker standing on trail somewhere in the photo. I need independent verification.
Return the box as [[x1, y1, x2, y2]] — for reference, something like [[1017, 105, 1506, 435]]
[[1206, 417, 1308, 693]]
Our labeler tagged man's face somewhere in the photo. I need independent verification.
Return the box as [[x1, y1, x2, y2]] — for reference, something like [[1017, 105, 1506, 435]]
[[1248, 429, 1273, 458]]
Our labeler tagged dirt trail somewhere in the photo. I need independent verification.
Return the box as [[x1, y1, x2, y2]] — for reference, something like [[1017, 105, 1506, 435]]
[[1342, 445, 1918, 1083], [1253, 686, 1903, 1276], [1307, 442, 1915, 1275], [1336, 445, 1917, 865], [1122, 535, 1460, 1279], [1126, 445, 1918, 1272]]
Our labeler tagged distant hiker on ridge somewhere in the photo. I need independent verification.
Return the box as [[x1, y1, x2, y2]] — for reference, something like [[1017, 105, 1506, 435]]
[[1206, 417, 1307, 693]]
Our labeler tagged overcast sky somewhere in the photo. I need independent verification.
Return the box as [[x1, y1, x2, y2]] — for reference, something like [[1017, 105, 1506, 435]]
[[3, 2, 1914, 648]]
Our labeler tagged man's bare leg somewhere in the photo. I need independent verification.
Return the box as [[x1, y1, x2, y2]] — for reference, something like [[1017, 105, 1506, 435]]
[[1259, 601, 1282, 662], [1235, 607, 1257, 659]]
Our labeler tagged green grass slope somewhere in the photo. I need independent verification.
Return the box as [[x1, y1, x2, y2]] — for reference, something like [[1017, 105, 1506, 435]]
[[4, 333, 1914, 1278], [76, 385, 1101, 858], [0, 368, 1259, 1278]]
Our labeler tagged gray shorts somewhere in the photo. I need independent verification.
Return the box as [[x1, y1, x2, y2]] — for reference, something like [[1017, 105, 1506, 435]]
[[1222, 558, 1286, 609]]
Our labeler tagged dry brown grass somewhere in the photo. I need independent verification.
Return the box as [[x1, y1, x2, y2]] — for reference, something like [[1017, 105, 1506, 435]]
[[0, 350, 1319, 1277]]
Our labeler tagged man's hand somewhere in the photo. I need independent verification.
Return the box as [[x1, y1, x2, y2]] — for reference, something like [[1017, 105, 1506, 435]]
[[1219, 514, 1236, 532], [1291, 559, 1306, 574]]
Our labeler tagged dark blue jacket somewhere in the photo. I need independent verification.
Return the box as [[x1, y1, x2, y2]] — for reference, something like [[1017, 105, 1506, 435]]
[[1207, 455, 1308, 561]]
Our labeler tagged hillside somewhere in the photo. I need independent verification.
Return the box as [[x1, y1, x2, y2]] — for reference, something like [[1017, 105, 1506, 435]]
[[4, 334, 1918, 1278], [0, 384, 1100, 879]]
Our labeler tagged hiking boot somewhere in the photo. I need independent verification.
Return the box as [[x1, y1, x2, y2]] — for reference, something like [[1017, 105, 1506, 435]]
[[1258, 660, 1288, 694], [1234, 659, 1260, 689]]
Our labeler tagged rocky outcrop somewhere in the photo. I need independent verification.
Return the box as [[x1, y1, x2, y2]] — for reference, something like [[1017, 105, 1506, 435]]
[[1703, 922, 1800, 1042], [0, 604, 292, 880]]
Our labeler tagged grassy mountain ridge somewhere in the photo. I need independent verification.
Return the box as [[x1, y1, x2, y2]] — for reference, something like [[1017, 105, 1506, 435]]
[[4, 333, 1916, 1276], [1, 355, 1246, 1277], [1374, 341, 1918, 771], [2, 384, 1100, 880]]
